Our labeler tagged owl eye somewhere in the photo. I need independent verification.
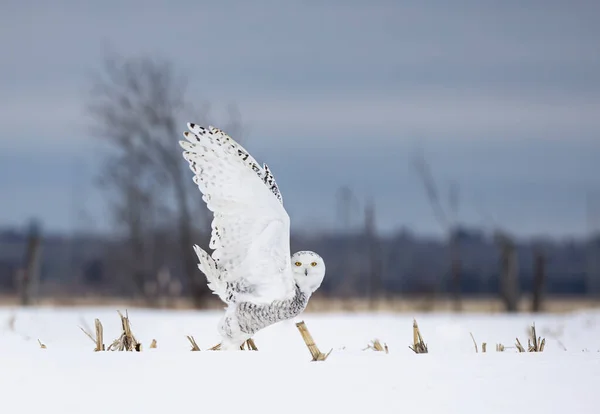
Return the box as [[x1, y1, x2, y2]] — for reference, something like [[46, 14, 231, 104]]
[[294, 261, 302, 267], [310, 262, 317, 267]]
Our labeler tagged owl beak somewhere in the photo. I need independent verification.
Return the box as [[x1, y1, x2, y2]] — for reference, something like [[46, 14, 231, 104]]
[[304, 268, 308, 276]]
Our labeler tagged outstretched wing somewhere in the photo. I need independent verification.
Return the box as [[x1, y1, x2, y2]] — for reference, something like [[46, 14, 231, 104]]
[[180, 123, 295, 304], [262, 163, 283, 205]]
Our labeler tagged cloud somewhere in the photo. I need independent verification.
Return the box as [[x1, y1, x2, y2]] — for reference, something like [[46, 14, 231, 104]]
[[231, 92, 600, 145], [3, 85, 600, 157]]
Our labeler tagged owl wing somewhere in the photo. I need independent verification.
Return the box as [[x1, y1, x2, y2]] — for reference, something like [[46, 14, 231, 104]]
[[180, 123, 296, 304], [262, 163, 283, 205]]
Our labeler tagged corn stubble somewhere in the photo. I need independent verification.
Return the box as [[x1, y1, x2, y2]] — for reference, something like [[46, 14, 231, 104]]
[[73, 312, 545, 357], [106, 310, 142, 351], [470, 323, 546, 354], [469, 332, 489, 353], [364, 339, 389, 353], [409, 319, 428, 354], [187, 336, 201, 351], [79, 318, 105, 351], [296, 320, 332, 361], [80, 311, 142, 352], [516, 323, 546, 352]]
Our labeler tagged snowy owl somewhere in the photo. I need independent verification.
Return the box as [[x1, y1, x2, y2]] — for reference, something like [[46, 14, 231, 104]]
[[178, 123, 326, 350]]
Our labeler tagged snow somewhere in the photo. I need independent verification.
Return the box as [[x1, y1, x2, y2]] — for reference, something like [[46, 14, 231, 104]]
[[1, 306, 599, 414]]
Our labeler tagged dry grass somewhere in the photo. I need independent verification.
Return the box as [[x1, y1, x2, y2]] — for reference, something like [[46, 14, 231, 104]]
[[295, 320, 332, 361], [469, 332, 479, 353], [186, 335, 201, 351], [79, 318, 105, 351], [409, 319, 428, 353], [106, 310, 141, 352], [515, 338, 526, 352], [35, 305, 559, 356], [470, 323, 546, 354], [364, 339, 389, 353], [515, 323, 546, 352], [469, 332, 488, 353]]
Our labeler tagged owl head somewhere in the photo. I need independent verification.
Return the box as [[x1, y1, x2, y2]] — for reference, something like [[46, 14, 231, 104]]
[[291, 251, 325, 294]]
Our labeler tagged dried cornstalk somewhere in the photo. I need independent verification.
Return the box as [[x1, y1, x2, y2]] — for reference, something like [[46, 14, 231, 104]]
[[496, 343, 505, 352], [149, 339, 157, 349], [295, 320, 332, 361], [470, 333, 487, 353], [364, 339, 389, 353], [187, 336, 201, 351], [527, 323, 546, 352], [79, 318, 105, 351], [515, 323, 546, 353], [538, 339, 546, 352], [409, 319, 428, 354], [469, 332, 478, 353], [515, 338, 526, 352], [107, 310, 141, 352], [38, 339, 47, 349], [94, 319, 105, 351], [527, 338, 541, 352]]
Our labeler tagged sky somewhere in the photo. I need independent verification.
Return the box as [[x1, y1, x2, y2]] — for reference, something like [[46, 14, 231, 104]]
[[1, 0, 599, 239]]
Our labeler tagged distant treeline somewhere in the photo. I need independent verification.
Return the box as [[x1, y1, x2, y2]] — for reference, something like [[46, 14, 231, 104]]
[[1, 225, 599, 302]]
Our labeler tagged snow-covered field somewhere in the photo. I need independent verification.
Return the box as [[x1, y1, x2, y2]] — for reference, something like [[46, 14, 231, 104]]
[[1, 306, 599, 414]]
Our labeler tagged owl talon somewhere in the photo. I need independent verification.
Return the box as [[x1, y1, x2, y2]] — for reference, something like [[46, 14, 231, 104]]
[[208, 339, 257, 351], [244, 338, 258, 350]]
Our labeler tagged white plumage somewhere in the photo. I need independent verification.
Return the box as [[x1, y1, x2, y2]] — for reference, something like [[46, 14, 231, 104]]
[[179, 123, 325, 350]]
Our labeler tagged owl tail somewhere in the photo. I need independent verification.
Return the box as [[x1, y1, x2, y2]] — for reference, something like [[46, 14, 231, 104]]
[[192, 244, 226, 299]]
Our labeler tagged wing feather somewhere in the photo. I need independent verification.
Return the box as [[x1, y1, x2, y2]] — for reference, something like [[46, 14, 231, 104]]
[[180, 123, 295, 304]]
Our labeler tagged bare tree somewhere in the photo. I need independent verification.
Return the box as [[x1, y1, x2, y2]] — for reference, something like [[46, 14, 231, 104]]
[[531, 246, 545, 312], [85, 52, 242, 307], [494, 230, 520, 312], [474, 193, 525, 312], [586, 191, 600, 296], [18, 219, 42, 306], [413, 149, 462, 311], [334, 186, 362, 299], [363, 198, 383, 309], [96, 153, 159, 296]]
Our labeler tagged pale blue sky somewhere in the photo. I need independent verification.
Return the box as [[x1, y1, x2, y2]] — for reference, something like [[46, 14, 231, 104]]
[[1, 0, 599, 239]]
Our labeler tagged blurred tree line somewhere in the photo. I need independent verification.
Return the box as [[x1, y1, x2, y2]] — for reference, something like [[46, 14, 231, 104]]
[[1, 223, 599, 311]]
